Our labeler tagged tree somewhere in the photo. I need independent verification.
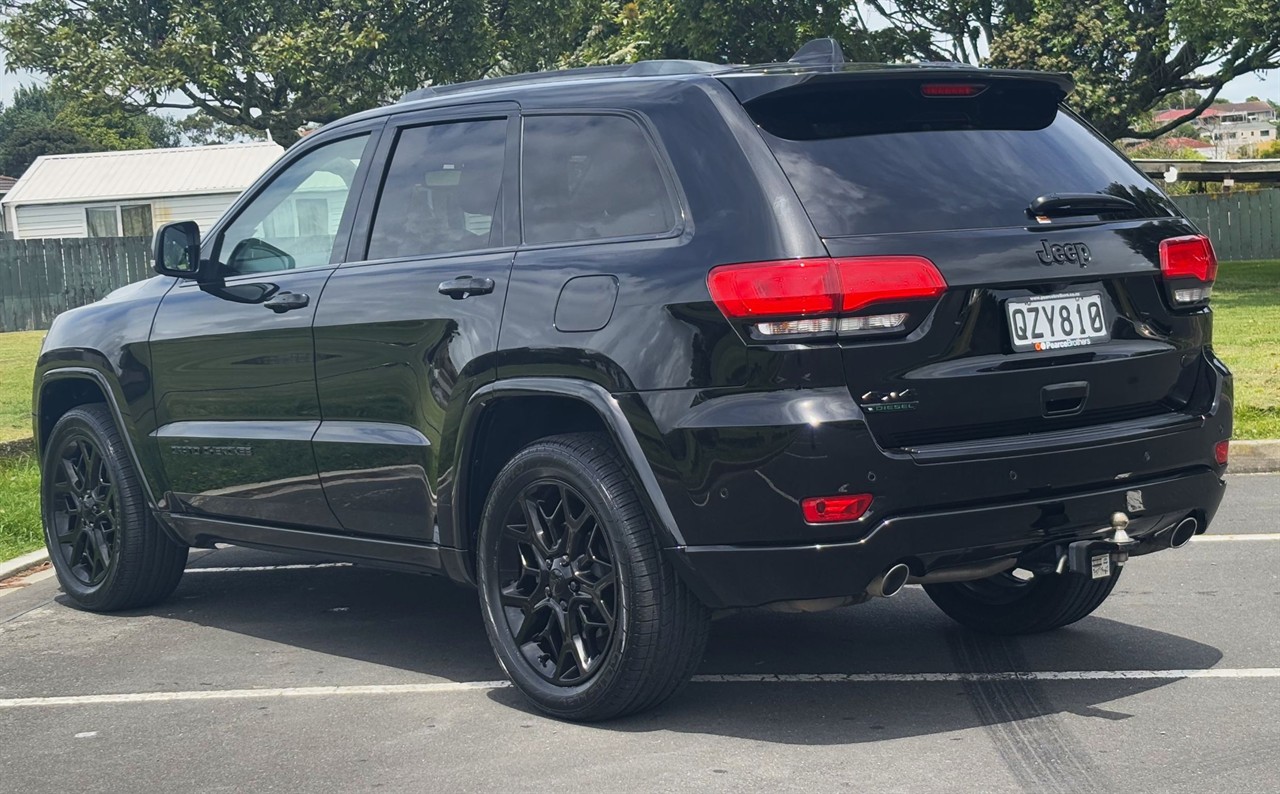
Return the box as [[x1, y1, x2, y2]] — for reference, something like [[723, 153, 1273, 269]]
[[174, 112, 269, 146], [1154, 89, 1204, 110], [1258, 140, 1280, 159], [1, 0, 493, 143], [868, 0, 1280, 140], [0, 85, 178, 175]]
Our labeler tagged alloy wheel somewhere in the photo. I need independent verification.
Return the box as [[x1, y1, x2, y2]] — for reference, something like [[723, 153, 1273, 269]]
[[47, 435, 120, 587], [494, 480, 618, 686]]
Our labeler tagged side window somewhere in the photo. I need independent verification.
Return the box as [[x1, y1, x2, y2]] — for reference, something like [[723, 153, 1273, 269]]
[[217, 133, 370, 276], [366, 119, 507, 261], [521, 115, 676, 245]]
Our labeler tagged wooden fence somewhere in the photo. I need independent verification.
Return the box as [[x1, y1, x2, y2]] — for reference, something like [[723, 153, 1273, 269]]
[[1172, 189, 1280, 262], [0, 237, 152, 332]]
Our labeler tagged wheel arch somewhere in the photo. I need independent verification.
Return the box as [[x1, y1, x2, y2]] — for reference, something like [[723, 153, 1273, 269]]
[[447, 378, 685, 582], [36, 367, 159, 510]]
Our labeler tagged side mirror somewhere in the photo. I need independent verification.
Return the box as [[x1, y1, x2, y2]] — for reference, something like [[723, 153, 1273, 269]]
[[153, 221, 205, 279]]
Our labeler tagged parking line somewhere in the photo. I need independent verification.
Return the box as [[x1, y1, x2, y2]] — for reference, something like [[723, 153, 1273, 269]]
[[1191, 533, 1280, 542], [2, 668, 1278, 709]]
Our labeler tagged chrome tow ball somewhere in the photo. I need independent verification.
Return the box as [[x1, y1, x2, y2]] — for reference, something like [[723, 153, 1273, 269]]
[[1066, 512, 1135, 579]]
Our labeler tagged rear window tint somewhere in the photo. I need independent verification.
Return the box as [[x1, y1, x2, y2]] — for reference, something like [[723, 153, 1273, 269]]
[[521, 115, 676, 245], [749, 84, 1177, 237]]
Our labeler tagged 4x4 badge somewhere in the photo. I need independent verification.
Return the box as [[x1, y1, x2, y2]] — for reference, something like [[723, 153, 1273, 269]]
[[1037, 240, 1091, 267]]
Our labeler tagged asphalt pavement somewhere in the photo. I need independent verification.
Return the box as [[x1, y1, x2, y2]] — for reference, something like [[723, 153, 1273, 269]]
[[1, 474, 1277, 793]]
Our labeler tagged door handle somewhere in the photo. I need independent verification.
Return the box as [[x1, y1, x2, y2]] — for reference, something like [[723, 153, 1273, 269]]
[[438, 276, 496, 300], [263, 291, 310, 313]]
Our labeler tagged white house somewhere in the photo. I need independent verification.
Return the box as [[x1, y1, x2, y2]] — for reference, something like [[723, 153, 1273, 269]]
[[1208, 121, 1276, 157], [0, 142, 284, 240]]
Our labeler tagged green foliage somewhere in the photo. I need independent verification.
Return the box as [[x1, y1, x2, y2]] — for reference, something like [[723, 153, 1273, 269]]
[[0, 453, 42, 563], [0, 85, 178, 176], [1258, 140, 1280, 159], [174, 112, 269, 146]]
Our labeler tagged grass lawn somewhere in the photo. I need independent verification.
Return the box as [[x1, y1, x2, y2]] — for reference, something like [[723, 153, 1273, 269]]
[[0, 331, 43, 443], [1213, 261, 1280, 440], [0, 453, 41, 561]]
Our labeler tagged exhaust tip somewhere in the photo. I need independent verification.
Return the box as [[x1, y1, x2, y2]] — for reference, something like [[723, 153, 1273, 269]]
[[880, 563, 911, 598], [1169, 517, 1198, 549]]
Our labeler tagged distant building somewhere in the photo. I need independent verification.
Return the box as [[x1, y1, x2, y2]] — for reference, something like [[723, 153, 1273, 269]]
[[0, 175, 15, 235], [0, 142, 283, 240], [1208, 121, 1276, 156], [1160, 136, 1214, 152], [1154, 101, 1277, 128]]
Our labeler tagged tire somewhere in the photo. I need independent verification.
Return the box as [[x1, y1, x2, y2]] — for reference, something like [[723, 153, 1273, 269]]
[[41, 404, 188, 611], [476, 432, 710, 721], [924, 568, 1121, 635]]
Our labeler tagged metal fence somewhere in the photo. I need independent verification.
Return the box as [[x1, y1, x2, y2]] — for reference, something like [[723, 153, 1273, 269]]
[[0, 237, 151, 332], [1172, 189, 1280, 262]]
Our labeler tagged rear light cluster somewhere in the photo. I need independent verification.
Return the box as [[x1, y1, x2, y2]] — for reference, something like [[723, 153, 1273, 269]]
[[1160, 235, 1217, 306], [801, 493, 873, 524], [707, 256, 947, 339]]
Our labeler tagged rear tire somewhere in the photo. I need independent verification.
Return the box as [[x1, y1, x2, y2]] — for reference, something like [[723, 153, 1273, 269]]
[[41, 404, 188, 611], [924, 569, 1121, 635], [476, 432, 710, 721]]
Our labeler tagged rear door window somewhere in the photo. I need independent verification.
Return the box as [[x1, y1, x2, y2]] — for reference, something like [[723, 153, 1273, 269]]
[[521, 114, 677, 245], [366, 119, 507, 261], [746, 81, 1178, 237]]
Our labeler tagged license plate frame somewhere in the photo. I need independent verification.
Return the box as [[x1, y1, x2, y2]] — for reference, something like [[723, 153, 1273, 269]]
[[1005, 291, 1109, 353]]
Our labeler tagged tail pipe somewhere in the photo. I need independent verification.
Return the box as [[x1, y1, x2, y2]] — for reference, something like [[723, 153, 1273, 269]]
[[1168, 516, 1198, 549], [866, 563, 911, 599]]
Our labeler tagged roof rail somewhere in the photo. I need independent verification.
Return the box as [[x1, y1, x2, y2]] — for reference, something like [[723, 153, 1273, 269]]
[[398, 59, 727, 103]]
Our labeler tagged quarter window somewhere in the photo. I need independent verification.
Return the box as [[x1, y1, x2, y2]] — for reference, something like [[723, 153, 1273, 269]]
[[366, 119, 507, 261], [521, 115, 676, 245], [217, 133, 370, 276]]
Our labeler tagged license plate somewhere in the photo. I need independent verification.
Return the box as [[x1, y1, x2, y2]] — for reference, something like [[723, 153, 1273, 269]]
[[1090, 554, 1112, 580], [1005, 292, 1109, 353]]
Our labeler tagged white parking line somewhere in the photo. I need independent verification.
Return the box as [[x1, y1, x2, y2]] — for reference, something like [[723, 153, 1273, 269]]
[[2, 668, 1278, 709], [1191, 533, 1280, 542]]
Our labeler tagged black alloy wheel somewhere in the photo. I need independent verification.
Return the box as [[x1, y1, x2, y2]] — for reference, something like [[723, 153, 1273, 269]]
[[495, 480, 617, 685], [477, 433, 710, 721], [47, 434, 120, 587], [41, 404, 188, 611]]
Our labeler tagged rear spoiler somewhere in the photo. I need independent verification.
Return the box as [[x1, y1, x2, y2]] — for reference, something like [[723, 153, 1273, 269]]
[[717, 65, 1074, 105]]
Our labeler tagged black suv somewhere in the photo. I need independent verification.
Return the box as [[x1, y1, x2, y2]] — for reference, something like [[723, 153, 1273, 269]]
[[35, 40, 1231, 720]]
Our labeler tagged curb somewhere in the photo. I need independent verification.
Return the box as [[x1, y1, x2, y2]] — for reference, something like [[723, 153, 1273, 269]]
[[1231, 440, 1280, 474], [0, 548, 49, 583]]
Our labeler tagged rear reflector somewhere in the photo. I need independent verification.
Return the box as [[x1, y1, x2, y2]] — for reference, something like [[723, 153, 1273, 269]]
[[1160, 235, 1217, 283], [801, 494, 873, 524], [1215, 440, 1229, 466], [707, 257, 946, 336], [920, 83, 987, 97]]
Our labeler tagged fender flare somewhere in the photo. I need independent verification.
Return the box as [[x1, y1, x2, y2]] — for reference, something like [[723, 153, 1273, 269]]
[[452, 377, 685, 566]]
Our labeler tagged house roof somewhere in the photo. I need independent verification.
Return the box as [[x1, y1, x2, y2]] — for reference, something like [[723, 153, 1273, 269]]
[[1153, 102, 1276, 124], [1, 142, 284, 207]]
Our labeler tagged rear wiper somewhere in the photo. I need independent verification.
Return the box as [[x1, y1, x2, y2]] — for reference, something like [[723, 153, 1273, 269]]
[[1028, 193, 1138, 219]]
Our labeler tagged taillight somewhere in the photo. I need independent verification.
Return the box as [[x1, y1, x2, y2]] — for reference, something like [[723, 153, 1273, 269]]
[[707, 256, 947, 338], [1214, 440, 1229, 466], [920, 83, 987, 98], [801, 494, 873, 524], [1159, 235, 1217, 306]]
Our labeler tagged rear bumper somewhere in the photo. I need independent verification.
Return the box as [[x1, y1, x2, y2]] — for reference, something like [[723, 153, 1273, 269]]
[[667, 468, 1225, 609]]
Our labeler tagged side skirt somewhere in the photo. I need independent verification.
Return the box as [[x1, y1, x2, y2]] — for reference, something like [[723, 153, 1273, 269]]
[[163, 514, 467, 579]]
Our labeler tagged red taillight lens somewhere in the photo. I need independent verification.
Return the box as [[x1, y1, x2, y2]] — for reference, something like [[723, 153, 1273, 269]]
[[835, 257, 948, 313], [1215, 440, 1229, 466], [801, 494, 873, 524], [707, 257, 947, 327], [1160, 235, 1217, 282], [921, 83, 987, 97], [706, 259, 838, 318]]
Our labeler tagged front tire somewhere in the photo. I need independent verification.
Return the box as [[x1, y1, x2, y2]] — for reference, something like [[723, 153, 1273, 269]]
[[41, 404, 188, 611], [476, 432, 710, 721], [924, 569, 1121, 635]]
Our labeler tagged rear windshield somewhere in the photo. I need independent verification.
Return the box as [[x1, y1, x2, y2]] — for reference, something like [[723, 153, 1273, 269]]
[[747, 81, 1178, 237]]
